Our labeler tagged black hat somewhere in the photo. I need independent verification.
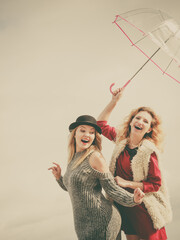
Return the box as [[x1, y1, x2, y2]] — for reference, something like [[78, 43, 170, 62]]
[[69, 115, 102, 134]]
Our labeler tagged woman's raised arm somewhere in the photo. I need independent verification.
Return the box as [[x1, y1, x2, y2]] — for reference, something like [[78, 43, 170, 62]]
[[97, 88, 124, 121]]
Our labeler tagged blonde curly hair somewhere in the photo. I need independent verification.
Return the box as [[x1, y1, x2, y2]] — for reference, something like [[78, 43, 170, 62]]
[[116, 107, 164, 150]]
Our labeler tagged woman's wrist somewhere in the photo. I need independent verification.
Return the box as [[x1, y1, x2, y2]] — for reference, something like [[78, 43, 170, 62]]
[[111, 98, 118, 104], [128, 181, 144, 191], [56, 175, 62, 181], [109, 99, 118, 110], [127, 181, 133, 188]]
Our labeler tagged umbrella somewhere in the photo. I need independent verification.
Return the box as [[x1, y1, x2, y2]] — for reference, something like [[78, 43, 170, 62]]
[[110, 8, 180, 93]]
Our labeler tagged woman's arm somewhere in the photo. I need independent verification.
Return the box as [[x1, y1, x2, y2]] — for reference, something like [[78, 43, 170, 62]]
[[56, 176, 68, 191], [142, 152, 161, 193], [114, 153, 161, 193], [89, 151, 144, 205], [97, 121, 117, 141], [97, 88, 124, 141], [97, 88, 124, 121], [48, 162, 68, 191], [114, 176, 144, 190]]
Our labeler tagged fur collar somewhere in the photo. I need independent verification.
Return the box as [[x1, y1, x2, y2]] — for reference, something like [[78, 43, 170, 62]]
[[109, 139, 160, 181]]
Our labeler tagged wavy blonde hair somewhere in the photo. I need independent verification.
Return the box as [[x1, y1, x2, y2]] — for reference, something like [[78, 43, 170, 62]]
[[67, 127, 102, 168], [116, 107, 164, 150]]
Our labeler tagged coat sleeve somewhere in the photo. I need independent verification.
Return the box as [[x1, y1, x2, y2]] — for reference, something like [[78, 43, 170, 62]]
[[97, 121, 117, 141], [56, 176, 68, 191], [142, 152, 162, 193]]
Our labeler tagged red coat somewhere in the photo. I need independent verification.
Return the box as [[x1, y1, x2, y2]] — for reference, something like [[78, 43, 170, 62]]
[[97, 121, 167, 240]]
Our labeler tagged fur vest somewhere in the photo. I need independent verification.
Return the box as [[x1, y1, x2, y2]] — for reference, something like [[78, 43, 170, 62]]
[[109, 138, 172, 230]]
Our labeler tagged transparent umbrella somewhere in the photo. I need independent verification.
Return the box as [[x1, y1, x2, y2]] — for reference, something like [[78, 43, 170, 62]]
[[110, 8, 180, 93]]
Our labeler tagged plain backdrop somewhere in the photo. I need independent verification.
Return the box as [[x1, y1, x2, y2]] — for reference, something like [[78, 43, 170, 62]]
[[1, 0, 180, 239]]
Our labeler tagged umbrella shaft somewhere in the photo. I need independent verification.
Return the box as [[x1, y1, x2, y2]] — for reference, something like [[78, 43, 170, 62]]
[[130, 47, 160, 80], [130, 36, 171, 81]]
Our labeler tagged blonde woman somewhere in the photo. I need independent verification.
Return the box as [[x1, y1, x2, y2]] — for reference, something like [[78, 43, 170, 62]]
[[97, 89, 172, 240], [49, 115, 144, 240]]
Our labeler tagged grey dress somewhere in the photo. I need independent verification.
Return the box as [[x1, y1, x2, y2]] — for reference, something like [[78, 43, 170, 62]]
[[57, 151, 136, 240]]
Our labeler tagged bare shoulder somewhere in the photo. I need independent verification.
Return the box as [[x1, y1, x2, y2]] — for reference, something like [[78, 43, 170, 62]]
[[89, 151, 109, 173], [90, 151, 105, 163]]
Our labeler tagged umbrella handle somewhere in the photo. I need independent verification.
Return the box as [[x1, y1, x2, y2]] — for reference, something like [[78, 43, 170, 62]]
[[109, 83, 115, 94], [109, 79, 131, 94]]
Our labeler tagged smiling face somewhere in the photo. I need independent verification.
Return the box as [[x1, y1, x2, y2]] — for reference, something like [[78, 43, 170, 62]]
[[75, 125, 96, 152], [130, 111, 152, 139]]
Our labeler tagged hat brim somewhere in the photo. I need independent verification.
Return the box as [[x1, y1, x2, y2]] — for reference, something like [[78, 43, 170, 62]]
[[69, 121, 102, 134]]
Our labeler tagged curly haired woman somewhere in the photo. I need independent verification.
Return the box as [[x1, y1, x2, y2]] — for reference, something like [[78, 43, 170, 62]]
[[97, 88, 172, 240]]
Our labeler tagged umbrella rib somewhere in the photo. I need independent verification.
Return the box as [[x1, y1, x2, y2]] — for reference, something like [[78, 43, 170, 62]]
[[129, 36, 172, 81], [129, 45, 162, 81], [163, 45, 180, 74], [115, 9, 168, 23], [133, 34, 148, 46], [122, 45, 165, 88], [114, 15, 146, 35], [163, 59, 174, 74], [130, 38, 180, 85], [114, 18, 180, 85], [131, 25, 172, 46]]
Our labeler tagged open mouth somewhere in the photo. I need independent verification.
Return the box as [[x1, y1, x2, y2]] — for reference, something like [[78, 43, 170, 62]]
[[135, 126, 142, 130], [81, 139, 89, 143]]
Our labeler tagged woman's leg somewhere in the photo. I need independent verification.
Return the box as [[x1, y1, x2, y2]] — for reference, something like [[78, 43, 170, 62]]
[[126, 235, 140, 240]]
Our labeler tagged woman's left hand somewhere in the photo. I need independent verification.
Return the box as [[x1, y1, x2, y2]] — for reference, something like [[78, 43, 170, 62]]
[[48, 162, 62, 180], [134, 188, 145, 204], [114, 176, 130, 188]]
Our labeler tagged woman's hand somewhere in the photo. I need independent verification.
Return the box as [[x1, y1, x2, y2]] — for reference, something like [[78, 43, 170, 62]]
[[97, 87, 124, 121], [134, 188, 145, 204], [111, 87, 124, 103], [48, 162, 62, 180], [114, 176, 130, 188]]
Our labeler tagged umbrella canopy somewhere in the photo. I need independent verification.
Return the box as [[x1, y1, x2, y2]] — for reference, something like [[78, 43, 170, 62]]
[[110, 8, 180, 92]]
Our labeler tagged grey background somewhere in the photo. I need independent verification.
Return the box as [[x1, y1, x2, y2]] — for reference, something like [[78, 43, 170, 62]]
[[1, 0, 180, 239]]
